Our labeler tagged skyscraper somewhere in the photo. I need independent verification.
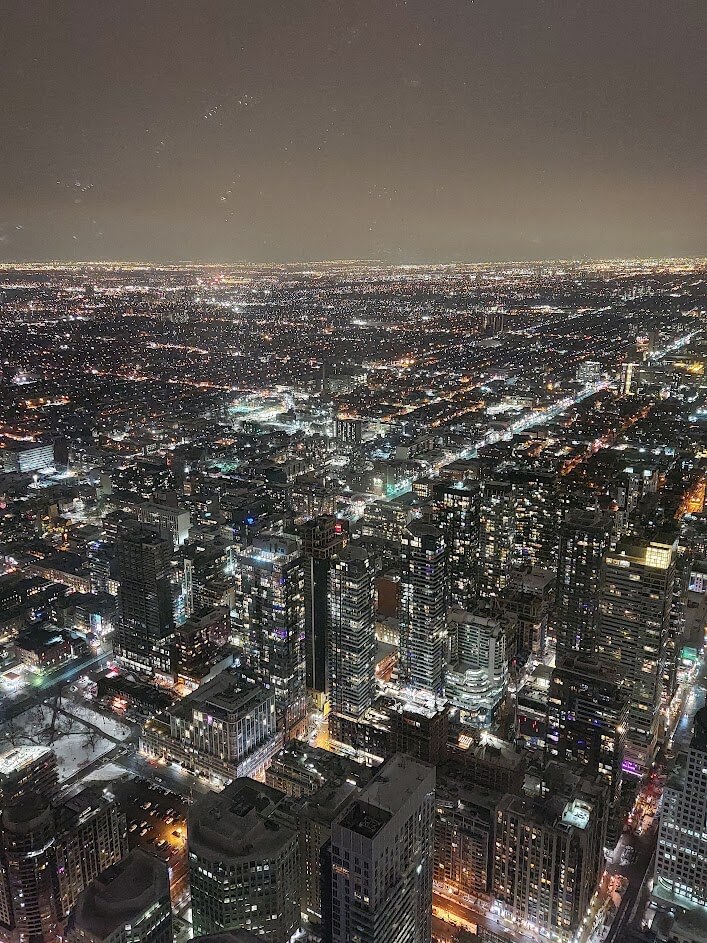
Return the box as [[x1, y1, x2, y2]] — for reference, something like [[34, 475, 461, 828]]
[[328, 754, 436, 943], [113, 521, 175, 678], [598, 531, 677, 776], [0, 788, 126, 942], [478, 480, 515, 598], [237, 534, 307, 735], [432, 479, 480, 610], [300, 514, 348, 703], [446, 605, 509, 725], [546, 654, 628, 805], [327, 544, 376, 723], [654, 706, 707, 909], [399, 521, 447, 695], [554, 509, 611, 657]]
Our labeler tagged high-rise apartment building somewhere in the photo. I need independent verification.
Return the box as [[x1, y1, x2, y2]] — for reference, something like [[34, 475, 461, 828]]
[[300, 514, 347, 701], [237, 534, 307, 734], [478, 480, 515, 598], [493, 771, 608, 940], [65, 849, 172, 943], [188, 779, 299, 942], [554, 509, 611, 657], [508, 468, 561, 569], [399, 521, 447, 695], [0, 789, 126, 942], [654, 706, 707, 912], [432, 479, 480, 610], [598, 532, 677, 775], [327, 544, 376, 723], [446, 605, 509, 725], [328, 753, 436, 943], [114, 521, 175, 678], [546, 654, 628, 805]]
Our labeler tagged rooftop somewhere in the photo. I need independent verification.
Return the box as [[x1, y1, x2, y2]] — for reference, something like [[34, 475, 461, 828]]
[[70, 849, 170, 939]]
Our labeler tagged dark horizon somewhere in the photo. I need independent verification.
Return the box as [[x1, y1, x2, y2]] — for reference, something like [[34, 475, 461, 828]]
[[1, 1, 705, 264]]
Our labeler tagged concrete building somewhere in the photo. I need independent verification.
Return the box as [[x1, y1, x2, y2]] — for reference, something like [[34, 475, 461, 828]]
[[65, 849, 172, 943], [328, 753, 436, 943], [598, 532, 677, 776], [237, 534, 307, 734], [399, 521, 447, 695], [137, 500, 190, 547], [140, 671, 279, 786], [492, 770, 608, 940], [188, 779, 299, 942], [327, 544, 376, 725], [0, 788, 126, 942], [0, 745, 58, 807], [114, 521, 175, 678]]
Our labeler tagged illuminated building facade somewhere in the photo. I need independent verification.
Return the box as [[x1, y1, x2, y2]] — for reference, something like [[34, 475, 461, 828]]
[[554, 509, 611, 657], [399, 521, 447, 695], [598, 532, 677, 775], [237, 534, 307, 734], [327, 544, 376, 723]]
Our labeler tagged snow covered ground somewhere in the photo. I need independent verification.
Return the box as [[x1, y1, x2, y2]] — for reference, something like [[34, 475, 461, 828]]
[[5, 702, 118, 783], [61, 700, 132, 742], [82, 762, 133, 784]]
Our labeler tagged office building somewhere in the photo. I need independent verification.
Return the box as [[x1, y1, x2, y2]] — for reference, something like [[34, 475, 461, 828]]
[[237, 534, 307, 734], [188, 779, 299, 942], [328, 753, 436, 943], [113, 522, 175, 678], [65, 849, 172, 943], [554, 509, 611, 657], [399, 521, 447, 695], [598, 532, 677, 775], [327, 544, 376, 724]]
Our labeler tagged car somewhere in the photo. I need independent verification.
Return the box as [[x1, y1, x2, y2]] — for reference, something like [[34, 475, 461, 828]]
[[155, 839, 166, 848], [129, 824, 138, 832], [172, 830, 181, 838], [140, 828, 148, 837]]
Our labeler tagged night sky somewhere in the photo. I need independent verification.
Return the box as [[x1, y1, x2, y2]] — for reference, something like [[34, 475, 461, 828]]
[[1, 1, 705, 263]]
